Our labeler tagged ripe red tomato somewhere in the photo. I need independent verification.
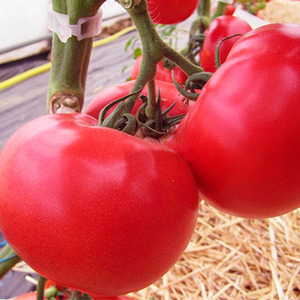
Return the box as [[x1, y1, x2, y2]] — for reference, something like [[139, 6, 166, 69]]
[[167, 23, 300, 218], [147, 0, 199, 24], [0, 113, 198, 296], [211, 4, 236, 15], [200, 15, 252, 72], [131, 56, 187, 84], [15, 292, 42, 300], [84, 80, 194, 120], [92, 296, 136, 300]]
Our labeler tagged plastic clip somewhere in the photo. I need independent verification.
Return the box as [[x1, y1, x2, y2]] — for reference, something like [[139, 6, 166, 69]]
[[48, 5, 103, 43], [218, 0, 234, 4]]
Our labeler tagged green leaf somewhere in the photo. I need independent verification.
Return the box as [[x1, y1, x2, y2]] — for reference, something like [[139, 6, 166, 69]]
[[125, 36, 135, 51], [134, 47, 142, 59], [121, 65, 128, 73]]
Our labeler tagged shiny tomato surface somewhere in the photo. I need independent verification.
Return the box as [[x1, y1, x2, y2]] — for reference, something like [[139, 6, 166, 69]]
[[15, 293, 41, 300], [168, 23, 300, 218], [0, 113, 198, 296], [147, 0, 199, 24], [200, 16, 252, 72]]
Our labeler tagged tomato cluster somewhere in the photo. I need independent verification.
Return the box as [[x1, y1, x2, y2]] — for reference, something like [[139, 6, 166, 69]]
[[1, 1, 300, 299]]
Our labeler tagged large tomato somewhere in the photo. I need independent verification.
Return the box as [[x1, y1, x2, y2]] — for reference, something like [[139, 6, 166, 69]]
[[0, 113, 198, 297], [131, 56, 187, 84], [147, 0, 199, 24], [84, 80, 194, 119], [167, 23, 300, 218], [15, 292, 42, 300], [200, 15, 252, 72], [211, 4, 236, 15], [92, 296, 136, 300]]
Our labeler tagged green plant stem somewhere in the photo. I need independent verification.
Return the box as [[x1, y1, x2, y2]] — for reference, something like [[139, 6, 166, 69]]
[[199, 0, 211, 20], [0, 244, 21, 279], [47, 0, 105, 113], [211, 1, 227, 20], [123, 0, 203, 113], [36, 275, 47, 300], [146, 79, 157, 119]]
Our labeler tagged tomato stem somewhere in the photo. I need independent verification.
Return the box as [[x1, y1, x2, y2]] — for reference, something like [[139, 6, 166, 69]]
[[36, 275, 47, 300], [0, 243, 21, 279], [198, 0, 211, 21], [146, 79, 157, 119], [211, 1, 227, 20], [47, 0, 105, 113], [122, 0, 203, 112]]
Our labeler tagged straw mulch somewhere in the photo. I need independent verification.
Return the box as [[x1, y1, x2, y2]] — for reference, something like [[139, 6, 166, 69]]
[[258, 0, 300, 25], [130, 202, 300, 300]]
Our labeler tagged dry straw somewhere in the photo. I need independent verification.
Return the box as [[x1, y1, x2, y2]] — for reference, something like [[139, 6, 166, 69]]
[[130, 201, 300, 300]]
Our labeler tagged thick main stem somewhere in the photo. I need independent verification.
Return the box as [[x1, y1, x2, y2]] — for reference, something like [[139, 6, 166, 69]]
[[211, 1, 227, 20], [47, 0, 105, 113], [123, 0, 203, 113], [36, 275, 47, 300], [0, 244, 21, 279], [123, 1, 163, 113]]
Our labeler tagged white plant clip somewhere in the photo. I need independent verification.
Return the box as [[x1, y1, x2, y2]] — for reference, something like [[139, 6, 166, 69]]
[[48, 5, 103, 43], [233, 8, 269, 29], [218, 0, 234, 4]]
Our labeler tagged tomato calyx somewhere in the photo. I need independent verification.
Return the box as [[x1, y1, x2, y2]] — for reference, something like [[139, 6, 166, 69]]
[[99, 87, 185, 138], [138, 91, 185, 137], [172, 71, 212, 101], [215, 33, 243, 70]]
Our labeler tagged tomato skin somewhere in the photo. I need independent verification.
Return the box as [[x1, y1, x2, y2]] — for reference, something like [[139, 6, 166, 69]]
[[84, 80, 193, 120], [200, 16, 252, 73], [0, 113, 198, 296], [211, 4, 236, 15], [168, 23, 300, 218], [147, 0, 198, 24], [131, 56, 187, 84], [15, 292, 43, 300], [92, 296, 136, 300]]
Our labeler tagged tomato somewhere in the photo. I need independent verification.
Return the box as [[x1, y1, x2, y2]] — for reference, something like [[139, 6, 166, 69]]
[[84, 80, 194, 120], [166, 23, 300, 218], [199, 16, 252, 72], [0, 113, 198, 296], [15, 292, 42, 300], [211, 4, 236, 15], [147, 0, 199, 24], [131, 56, 187, 84], [45, 280, 73, 299], [92, 296, 136, 300]]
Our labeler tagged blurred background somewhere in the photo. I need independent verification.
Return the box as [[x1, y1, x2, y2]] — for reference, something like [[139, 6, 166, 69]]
[[0, 0, 127, 64]]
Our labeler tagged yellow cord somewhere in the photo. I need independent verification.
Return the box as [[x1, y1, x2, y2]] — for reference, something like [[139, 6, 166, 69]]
[[93, 25, 136, 48], [0, 25, 136, 92]]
